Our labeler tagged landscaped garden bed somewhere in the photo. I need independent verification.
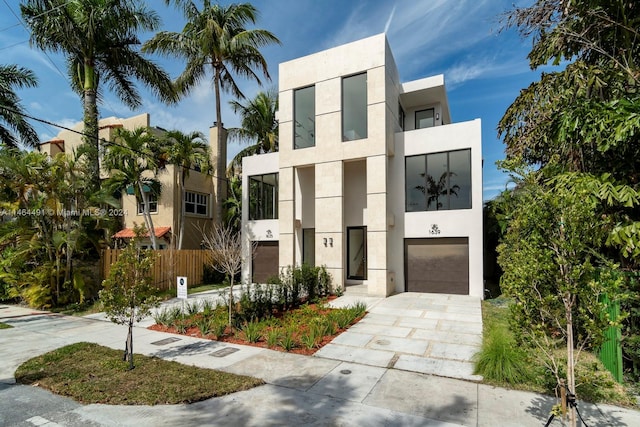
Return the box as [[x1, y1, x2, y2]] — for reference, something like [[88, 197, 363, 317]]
[[149, 297, 367, 355]]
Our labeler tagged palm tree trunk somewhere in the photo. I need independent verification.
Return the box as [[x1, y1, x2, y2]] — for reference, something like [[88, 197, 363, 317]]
[[178, 169, 186, 250], [138, 183, 159, 250], [83, 61, 100, 192], [214, 67, 225, 226]]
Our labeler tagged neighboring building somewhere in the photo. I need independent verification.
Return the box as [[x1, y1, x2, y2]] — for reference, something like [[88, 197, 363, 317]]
[[241, 34, 483, 297], [40, 113, 222, 249]]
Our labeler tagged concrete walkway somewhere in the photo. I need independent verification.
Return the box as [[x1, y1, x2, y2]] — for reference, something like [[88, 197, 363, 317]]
[[1, 303, 640, 426], [319, 293, 482, 381]]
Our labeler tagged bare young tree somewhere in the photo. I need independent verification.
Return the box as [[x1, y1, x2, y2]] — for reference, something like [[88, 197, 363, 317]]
[[200, 224, 257, 327]]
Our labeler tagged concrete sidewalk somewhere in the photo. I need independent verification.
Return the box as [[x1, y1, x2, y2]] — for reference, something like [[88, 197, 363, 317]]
[[1, 304, 639, 426]]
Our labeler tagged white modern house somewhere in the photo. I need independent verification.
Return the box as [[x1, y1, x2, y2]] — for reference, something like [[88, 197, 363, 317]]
[[241, 34, 483, 298]]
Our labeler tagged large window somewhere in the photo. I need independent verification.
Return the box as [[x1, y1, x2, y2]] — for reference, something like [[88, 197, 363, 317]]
[[137, 193, 158, 214], [249, 173, 278, 220], [415, 108, 435, 129], [185, 191, 208, 216], [342, 73, 367, 141], [405, 149, 471, 211], [294, 85, 315, 149]]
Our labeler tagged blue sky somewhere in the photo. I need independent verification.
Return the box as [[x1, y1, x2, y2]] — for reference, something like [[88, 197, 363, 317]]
[[0, 0, 543, 201]]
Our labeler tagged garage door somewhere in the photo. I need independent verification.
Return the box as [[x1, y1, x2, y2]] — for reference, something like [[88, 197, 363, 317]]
[[405, 238, 469, 294], [252, 241, 279, 284]]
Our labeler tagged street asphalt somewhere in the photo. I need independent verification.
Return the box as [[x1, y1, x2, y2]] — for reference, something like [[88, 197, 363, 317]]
[[1, 293, 639, 426]]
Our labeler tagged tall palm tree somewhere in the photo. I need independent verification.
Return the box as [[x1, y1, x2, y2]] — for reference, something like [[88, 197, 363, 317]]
[[0, 64, 38, 148], [144, 1, 280, 224], [228, 89, 278, 175], [163, 130, 210, 249], [21, 0, 176, 190], [103, 127, 163, 250]]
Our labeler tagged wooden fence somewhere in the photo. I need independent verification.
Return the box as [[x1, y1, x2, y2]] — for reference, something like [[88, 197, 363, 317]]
[[101, 249, 210, 290]]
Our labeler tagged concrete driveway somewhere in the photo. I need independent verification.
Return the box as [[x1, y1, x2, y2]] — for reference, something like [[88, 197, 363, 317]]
[[319, 292, 483, 381]]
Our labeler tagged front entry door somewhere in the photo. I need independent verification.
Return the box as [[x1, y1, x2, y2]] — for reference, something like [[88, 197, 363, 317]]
[[347, 226, 367, 280]]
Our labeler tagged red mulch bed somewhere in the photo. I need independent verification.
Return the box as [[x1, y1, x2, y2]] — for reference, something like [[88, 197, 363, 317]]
[[148, 298, 363, 356]]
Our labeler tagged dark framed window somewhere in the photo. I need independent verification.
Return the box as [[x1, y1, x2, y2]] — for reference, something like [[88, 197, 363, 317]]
[[398, 102, 405, 131], [415, 108, 435, 129], [342, 73, 367, 141], [405, 149, 471, 211], [137, 193, 158, 214], [185, 191, 208, 216], [249, 173, 278, 220], [294, 85, 315, 149]]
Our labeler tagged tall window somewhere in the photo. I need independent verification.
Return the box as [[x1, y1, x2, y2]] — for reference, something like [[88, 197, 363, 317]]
[[294, 85, 315, 149], [342, 73, 367, 141], [137, 193, 158, 214], [415, 108, 435, 129], [398, 102, 405, 131], [185, 191, 208, 216], [249, 173, 278, 220], [405, 149, 471, 212]]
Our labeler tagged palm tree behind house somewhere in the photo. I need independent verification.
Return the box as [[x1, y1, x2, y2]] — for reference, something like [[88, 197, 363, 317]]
[[416, 172, 460, 210]]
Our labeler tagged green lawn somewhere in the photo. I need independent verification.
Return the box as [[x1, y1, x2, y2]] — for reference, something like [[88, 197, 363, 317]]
[[0, 322, 12, 329], [15, 342, 263, 405]]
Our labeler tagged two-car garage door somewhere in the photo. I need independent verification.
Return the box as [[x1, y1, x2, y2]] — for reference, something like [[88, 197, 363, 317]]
[[405, 237, 469, 295]]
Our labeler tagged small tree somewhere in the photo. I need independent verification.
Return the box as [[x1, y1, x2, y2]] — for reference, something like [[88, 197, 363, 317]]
[[201, 224, 256, 327], [498, 173, 622, 426], [99, 227, 159, 370]]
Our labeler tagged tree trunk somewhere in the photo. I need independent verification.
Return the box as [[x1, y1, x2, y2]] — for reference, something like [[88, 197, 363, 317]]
[[178, 169, 185, 250], [228, 275, 234, 328], [214, 67, 225, 226], [566, 294, 577, 427], [83, 60, 100, 192], [138, 182, 158, 250], [125, 314, 134, 371]]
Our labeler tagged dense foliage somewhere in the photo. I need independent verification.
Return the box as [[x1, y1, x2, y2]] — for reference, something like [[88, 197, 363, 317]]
[[495, 2, 640, 422]]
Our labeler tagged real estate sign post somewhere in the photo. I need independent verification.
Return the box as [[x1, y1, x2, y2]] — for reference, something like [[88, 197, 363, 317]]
[[177, 276, 188, 300]]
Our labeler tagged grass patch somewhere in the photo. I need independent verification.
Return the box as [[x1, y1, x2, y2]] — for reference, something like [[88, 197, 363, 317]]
[[15, 342, 264, 405], [478, 298, 635, 406], [0, 322, 12, 329]]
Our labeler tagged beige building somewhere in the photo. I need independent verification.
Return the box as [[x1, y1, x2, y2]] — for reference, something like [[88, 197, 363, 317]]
[[241, 34, 484, 298], [40, 113, 220, 249]]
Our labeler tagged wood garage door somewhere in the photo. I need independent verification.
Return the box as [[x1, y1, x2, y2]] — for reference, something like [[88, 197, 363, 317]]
[[405, 238, 469, 294], [252, 241, 279, 284]]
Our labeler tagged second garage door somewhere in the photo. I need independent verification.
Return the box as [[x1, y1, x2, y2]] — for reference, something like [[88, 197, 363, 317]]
[[405, 237, 469, 294]]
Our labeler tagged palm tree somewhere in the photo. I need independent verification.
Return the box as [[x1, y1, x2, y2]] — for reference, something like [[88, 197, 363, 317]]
[[0, 64, 38, 147], [228, 89, 278, 175], [416, 172, 460, 210], [223, 175, 242, 232], [144, 1, 280, 224], [103, 127, 163, 250], [21, 0, 176, 190], [163, 130, 210, 249]]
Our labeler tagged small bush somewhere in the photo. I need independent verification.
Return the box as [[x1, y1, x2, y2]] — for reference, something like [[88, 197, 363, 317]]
[[200, 299, 215, 316], [185, 300, 200, 316], [153, 307, 172, 327], [265, 328, 281, 348], [473, 325, 530, 384], [211, 319, 227, 339], [195, 315, 212, 336], [279, 327, 297, 351], [242, 321, 263, 343]]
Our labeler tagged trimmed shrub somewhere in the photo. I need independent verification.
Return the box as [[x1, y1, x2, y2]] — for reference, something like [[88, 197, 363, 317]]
[[473, 325, 530, 384]]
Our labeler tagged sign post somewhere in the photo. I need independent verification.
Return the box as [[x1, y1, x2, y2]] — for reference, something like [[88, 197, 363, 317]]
[[177, 276, 188, 300]]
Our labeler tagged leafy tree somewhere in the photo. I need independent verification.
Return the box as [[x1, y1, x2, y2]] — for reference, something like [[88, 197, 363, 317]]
[[99, 228, 159, 370], [499, 3, 640, 413], [223, 175, 242, 232], [103, 127, 164, 250], [163, 130, 210, 249], [144, 1, 280, 224], [21, 0, 176, 190], [228, 89, 279, 175], [498, 174, 622, 426], [0, 148, 114, 307], [0, 64, 38, 147]]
